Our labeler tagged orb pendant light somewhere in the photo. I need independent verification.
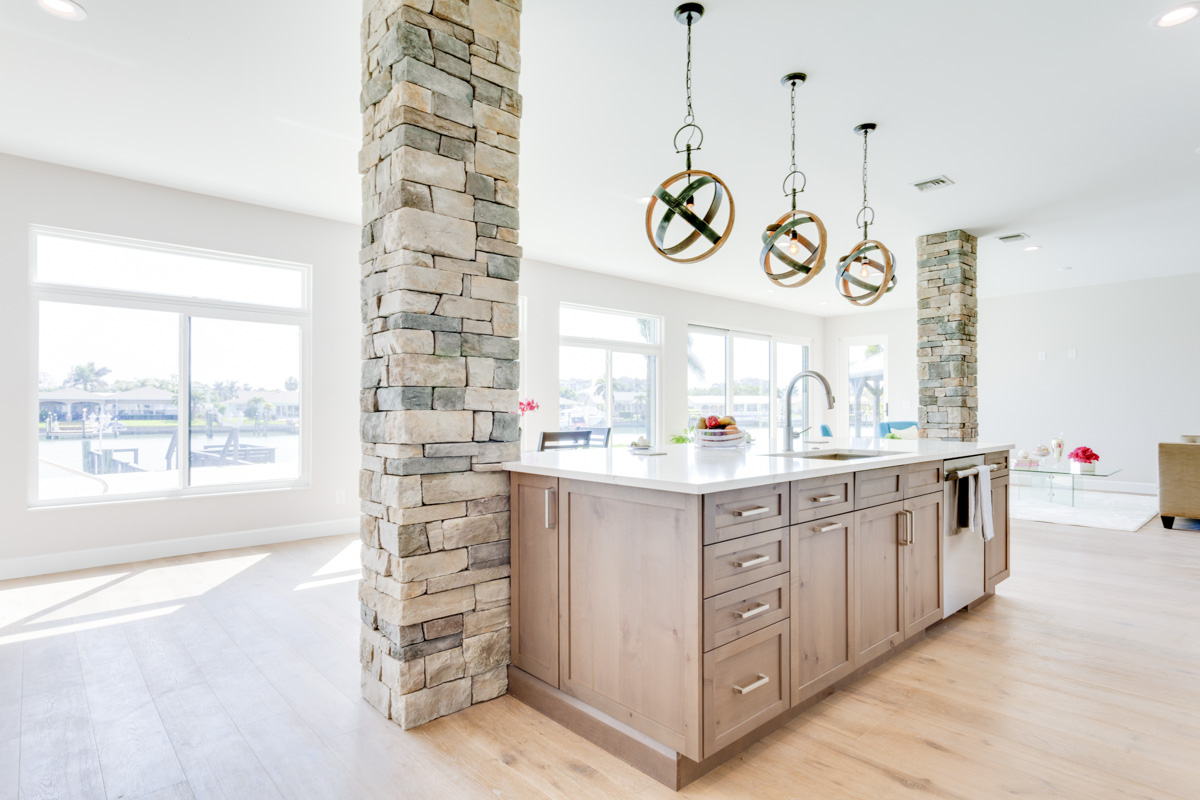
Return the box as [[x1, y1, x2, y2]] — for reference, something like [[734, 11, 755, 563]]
[[645, 3, 735, 264], [836, 123, 897, 306], [760, 73, 828, 288]]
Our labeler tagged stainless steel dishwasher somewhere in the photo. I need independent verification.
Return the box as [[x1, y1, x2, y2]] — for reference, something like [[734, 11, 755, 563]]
[[941, 455, 998, 617]]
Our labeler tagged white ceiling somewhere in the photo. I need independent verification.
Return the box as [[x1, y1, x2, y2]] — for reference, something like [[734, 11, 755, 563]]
[[2, 0, 1198, 317]]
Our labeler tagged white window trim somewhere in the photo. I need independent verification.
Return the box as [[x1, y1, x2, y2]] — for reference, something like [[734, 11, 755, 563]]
[[558, 302, 664, 446], [28, 226, 313, 509], [688, 324, 812, 450], [838, 334, 889, 439]]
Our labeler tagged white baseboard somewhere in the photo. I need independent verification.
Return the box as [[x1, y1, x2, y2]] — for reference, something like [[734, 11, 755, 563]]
[[0, 517, 358, 582]]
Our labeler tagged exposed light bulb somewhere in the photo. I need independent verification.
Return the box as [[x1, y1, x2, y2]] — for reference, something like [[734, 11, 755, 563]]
[[38, 0, 87, 20], [860, 261, 871, 279], [1154, 4, 1198, 26], [787, 232, 801, 256]]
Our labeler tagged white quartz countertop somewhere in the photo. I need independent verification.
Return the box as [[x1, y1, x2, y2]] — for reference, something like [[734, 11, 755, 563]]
[[503, 438, 1014, 495]]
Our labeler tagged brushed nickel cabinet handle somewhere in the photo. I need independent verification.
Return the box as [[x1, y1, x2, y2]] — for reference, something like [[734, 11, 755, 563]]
[[733, 674, 770, 695], [814, 521, 843, 532], [733, 506, 772, 517], [906, 509, 916, 545], [733, 554, 770, 569], [545, 487, 556, 529], [898, 510, 909, 546], [735, 602, 770, 619], [812, 494, 841, 503]]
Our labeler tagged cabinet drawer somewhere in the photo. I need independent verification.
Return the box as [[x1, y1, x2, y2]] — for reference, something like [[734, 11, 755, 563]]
[[984, 451, 1009, 477], [855, 466, 905, 509], [703, 621, 790, 757], [792, 473, 855, 523], [703, 575, 790, 652], [905, 461, 943, 498], [704, 528, 789, 598], [704, 483, 790, 545]]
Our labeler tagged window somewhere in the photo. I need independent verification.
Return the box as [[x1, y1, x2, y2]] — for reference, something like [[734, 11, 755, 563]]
[[844, 338, 888, 437], [688, 326, 810, 448], [32, 227, 309, 505], [559, 304, 661, 447]]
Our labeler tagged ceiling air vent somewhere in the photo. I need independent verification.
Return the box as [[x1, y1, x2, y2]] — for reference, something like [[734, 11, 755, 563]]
[[910, 175, 955, 193], [996, 232, 1030, 243]]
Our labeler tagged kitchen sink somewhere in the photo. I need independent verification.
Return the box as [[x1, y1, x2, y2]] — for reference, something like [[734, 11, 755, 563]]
[[761, 449, 890, 460]]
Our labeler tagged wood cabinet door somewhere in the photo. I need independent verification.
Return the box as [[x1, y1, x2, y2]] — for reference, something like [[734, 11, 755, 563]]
[[853, 501, 905, 662], [511, 473, 561, 686], [702, 621, 790, 758], [791, 513, 855, 706], [559, 480, 704, 762], [902, 491, 943, 639], [985, 477, 1011, 592]]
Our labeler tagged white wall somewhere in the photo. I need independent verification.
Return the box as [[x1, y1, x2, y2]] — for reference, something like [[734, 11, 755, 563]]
[[823, 274, 1200, 489], [519, 259, 827, 448], [0, 155, 360, 578]]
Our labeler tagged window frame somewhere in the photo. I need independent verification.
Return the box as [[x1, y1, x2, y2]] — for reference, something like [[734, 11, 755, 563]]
[[558, 303, 663, 446], [838, 333, 889, 438], [687, 324, 812, 448], [28, 225, 313, 509]]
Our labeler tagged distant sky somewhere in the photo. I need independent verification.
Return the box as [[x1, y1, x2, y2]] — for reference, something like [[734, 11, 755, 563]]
[[39, 302, 300, 390]]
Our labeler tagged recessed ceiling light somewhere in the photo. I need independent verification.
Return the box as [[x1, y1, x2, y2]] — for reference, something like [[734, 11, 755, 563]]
[[38, 0, 87, 20], [1024, 245, 1041, 251], [1152, 3, 1198, 27]]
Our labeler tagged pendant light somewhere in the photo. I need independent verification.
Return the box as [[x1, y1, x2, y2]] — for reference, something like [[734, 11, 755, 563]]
[[645, 3, 735, 263], [835, 123, 897, 306], [760, 73, 827, 288]]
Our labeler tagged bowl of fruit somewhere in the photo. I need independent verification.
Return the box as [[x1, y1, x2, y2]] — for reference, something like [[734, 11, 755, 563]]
[[693, 416, 747, 449]]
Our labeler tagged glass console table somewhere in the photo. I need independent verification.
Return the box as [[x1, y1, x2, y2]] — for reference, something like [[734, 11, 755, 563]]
[[1010, 462, 1122, 507]]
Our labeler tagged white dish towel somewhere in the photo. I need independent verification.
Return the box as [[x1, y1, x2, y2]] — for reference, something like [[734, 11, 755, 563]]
[[968, 467, 995, 542]]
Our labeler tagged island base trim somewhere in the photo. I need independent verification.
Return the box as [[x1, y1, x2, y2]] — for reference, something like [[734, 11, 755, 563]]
[[508, 628, 931, 791]]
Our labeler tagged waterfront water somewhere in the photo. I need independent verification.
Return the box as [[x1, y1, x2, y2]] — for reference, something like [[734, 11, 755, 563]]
[[38, 431, 300, 499]]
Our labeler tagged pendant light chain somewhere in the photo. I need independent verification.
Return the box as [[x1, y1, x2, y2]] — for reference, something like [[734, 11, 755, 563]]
[[684, 15, 694, 125], [860, 128, 872, 240], [789, 81, 798, 209]]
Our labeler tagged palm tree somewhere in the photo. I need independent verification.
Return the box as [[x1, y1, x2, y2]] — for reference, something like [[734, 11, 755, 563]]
[[68, 363, 111, 391]]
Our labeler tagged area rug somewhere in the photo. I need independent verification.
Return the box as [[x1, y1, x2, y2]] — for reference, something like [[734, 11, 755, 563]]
[[1009, 489, 1159, 532]]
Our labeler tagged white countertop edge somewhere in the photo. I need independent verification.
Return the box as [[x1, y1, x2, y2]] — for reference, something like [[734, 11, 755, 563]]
[[503, 441, 1015, 495]]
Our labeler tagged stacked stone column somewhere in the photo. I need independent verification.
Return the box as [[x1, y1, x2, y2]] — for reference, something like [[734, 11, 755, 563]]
[[916, 230, 978, 441], [358, 0, 521, 729]]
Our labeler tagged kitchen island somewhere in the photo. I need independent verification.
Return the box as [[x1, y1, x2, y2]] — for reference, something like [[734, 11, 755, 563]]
[[503, 439, 1013, 789]]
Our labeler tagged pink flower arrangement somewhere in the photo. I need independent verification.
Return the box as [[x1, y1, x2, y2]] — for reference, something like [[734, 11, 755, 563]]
[[1068, 446, 1099, 464], [518, 398, 540, 418]]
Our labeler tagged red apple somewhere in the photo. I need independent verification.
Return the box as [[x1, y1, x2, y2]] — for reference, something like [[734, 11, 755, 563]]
[[706, 416, 720, 429]]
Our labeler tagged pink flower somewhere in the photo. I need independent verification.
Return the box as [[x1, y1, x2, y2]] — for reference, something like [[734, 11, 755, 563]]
[[518, 398, 539, 418], [1068, 446, 1098, 464]]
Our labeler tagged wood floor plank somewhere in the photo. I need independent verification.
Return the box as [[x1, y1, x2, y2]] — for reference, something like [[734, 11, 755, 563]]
[[124, 618, 206, 697], [19, 683, 106, 800], [154, 682, 282, 800], [166, 604, 292, 728], [77, 625, 186, 800], [237, 710, 374, 800], [2, 521, 1197, 799]]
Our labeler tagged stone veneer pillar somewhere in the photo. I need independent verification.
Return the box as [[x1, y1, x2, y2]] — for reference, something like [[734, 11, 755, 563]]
[[916, 230, 978, 441], [357, 0, 522, 729]]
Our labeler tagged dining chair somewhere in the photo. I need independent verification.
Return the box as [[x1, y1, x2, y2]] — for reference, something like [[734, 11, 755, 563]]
[[538, 430, 592, 452], [582, 427, 612, 448]]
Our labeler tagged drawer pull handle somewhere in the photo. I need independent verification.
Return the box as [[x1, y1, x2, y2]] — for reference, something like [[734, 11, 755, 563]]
[[735, 602, 770, 619], [733, 506, 772, 518], [812, 494, 841, 503], [814, 521, 843, 532], [733, 554, 770, 569], [545, 487, 556, 529], [733, 674, 770, 695]]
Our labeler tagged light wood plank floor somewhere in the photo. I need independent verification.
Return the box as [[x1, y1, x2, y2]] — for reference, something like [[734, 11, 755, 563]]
[[1, 515, 1197, 800]]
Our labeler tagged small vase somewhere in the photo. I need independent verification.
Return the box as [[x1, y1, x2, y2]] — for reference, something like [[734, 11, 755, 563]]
[[1070, 461, 1095, 475]]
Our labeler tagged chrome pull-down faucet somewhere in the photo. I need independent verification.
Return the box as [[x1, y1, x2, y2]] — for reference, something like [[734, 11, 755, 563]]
[[783, 371, 835, 452]]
